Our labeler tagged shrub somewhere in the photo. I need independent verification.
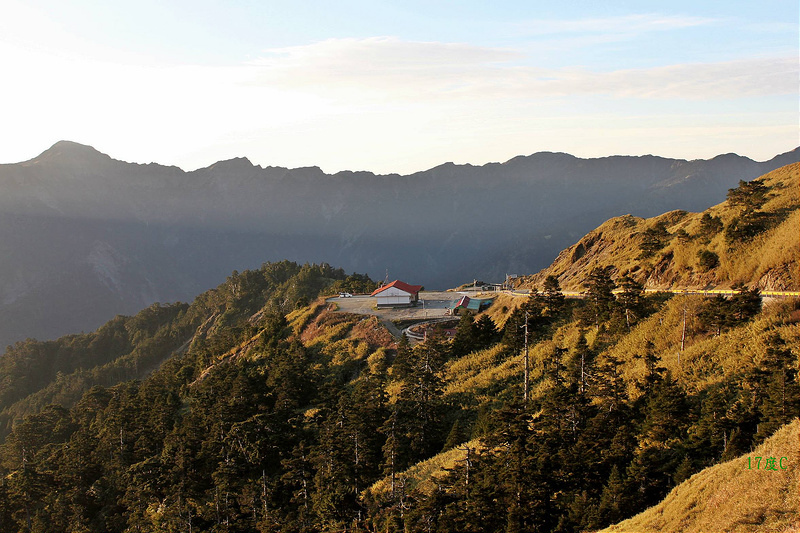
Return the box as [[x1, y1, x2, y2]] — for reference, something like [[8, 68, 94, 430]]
[[697, 250, 719, 271]]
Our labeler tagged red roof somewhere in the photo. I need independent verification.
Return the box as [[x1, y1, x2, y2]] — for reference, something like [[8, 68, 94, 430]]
[[371, 280, 423, 297]]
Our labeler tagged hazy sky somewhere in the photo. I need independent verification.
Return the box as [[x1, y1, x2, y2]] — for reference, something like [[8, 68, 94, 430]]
[[1, 0, 797, 174]]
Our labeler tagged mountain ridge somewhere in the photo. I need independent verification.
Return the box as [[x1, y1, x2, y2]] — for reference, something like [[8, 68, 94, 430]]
[[1, 140, 798, 348], [12, 139, 800, 177]]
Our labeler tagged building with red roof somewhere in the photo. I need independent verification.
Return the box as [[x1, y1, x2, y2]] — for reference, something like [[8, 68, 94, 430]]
[[371, 280, 423, 308]]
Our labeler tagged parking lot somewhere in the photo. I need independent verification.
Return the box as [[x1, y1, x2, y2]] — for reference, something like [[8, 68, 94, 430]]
[[326, 291, 461, 321]]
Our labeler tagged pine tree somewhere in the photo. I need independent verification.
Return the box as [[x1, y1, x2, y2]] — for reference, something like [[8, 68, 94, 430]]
[[697, 295, 732, 335], [451, 312, 477, 358], [502, 307, 526, 355], [757, 335, 800, 440], [698, 212, 723, 239], [727, 178, 769, 212], [634, 340, 665, 397], [597, 465, 626, 525], [638, 222, 670, 258], [729, 283, 761, 322], [473, 314, 499, 350], [442, 420, 469, 452], [542, 275, 566, 318], [615, 275, 645, 329], [566, 333, 593, 395], [625, 375, 688, 511], [687, 381, 736, 464], [592, 353, 627, 414], [581, 266, 617, 328]]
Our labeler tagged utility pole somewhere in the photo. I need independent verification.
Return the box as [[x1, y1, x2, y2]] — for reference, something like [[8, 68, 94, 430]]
[[523, 310, 529, 403], [679, 304, 687, 366]]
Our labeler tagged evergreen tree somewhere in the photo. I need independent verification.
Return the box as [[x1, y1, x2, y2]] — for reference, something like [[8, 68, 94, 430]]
[[634, 340, 665, 397], [501, 307, 526, 355], [697, 295, 730, 335], [727, 178, 769, 212], [698, 213, 723, 241], [729, 283, 761, 322], [473, 314, 499, 350], [757, 335, 800, 440], [442, 419, 469, 452], [625, 375, 688, 512], [615, 275, 645, 329], [580, 266, 617, 328], [638, 222, 670, 258], [566, 332, 593, 395], [483, 403, 556, 533], [686, 381, 737, 465], [697, 249, 719, 271], [592, 353, 627, 414], [451, 312, 477, 358], [542, 275, 566, 318], [597, 465, 626, 526]]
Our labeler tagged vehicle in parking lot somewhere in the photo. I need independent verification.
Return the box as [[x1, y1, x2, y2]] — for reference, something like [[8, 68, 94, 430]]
[[338, 292, 353, 298]]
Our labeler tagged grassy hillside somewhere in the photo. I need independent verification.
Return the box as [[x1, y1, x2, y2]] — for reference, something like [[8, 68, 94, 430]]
[[364, 296, 799, 503], [519, 163, 799, 292], [601, 418, 799, 533]]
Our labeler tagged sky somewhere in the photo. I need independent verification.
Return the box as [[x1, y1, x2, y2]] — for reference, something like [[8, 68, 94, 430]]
[[0, 0, 797, 174]]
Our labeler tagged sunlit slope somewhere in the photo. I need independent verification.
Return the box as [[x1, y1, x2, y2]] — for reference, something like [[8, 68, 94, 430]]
[[600, 419, 799, 533], [520, 163, 799, 292], [362, 296, 799, 518]]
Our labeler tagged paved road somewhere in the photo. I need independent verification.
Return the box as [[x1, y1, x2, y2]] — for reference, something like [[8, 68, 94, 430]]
[[503, 289, 800, 299]]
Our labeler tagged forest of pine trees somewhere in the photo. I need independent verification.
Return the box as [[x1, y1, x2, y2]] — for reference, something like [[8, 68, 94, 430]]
[[0, 260, 796, 532]]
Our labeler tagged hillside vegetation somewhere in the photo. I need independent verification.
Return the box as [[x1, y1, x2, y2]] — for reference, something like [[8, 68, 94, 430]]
[[519, 162, 799, 292], [0, 262, 377, 438], [601, 418, 799, 533]]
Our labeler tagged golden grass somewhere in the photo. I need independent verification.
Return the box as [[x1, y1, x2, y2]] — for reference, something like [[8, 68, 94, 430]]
[[597, 296, 800, 397], [600, 419, 800, 533], [442, 323, 584, 398], [481, 293, 525, 329], [304, 321, 354, 347], [286, 298, 327, 335], [443, 344, 506, 393], [365, 438, 483, 498], [519, 163, 799, 293], [319, 337, 364, 365]]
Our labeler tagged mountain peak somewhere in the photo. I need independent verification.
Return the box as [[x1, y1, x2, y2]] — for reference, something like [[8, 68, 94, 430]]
[[204, 157, 257, 173], [31, 141, 112, 166]]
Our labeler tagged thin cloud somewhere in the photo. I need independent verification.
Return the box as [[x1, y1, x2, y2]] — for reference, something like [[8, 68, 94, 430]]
[[516, 13, 716, 35], [243, 38, 797, 102]]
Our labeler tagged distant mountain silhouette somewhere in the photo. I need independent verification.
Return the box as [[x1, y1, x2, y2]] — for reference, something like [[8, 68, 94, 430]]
[[0, 141, 797, 347]]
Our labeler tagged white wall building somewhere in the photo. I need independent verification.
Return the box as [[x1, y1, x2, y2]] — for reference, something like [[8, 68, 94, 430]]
[[371, 280, 423, 308]]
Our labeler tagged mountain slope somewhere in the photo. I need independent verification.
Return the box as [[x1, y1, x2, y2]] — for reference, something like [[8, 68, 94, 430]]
[[0, 261, 376, 436], [1, 142, 798, 347], [601, 419, 799, 533], [519, 162, 799, 292]]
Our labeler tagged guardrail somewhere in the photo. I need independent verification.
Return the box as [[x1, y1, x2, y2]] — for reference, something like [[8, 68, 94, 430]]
[[502, 288, 800, 299], [403, 318, 458, 342]]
